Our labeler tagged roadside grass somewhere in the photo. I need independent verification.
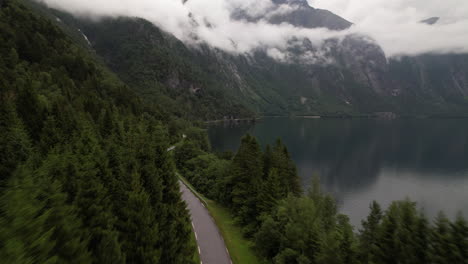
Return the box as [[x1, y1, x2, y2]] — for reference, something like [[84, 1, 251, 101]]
[[190, 229, 201, 264], [178, 174, 265, 264], [206, 200, 266, 264]]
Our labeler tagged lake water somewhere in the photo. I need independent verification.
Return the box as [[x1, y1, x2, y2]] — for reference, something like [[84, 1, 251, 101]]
[[208, 117, 468, 226]]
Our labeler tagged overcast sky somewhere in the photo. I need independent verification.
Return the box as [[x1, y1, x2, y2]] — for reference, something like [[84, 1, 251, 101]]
[[311, 0, 468, 56], [39, 0, 468, 59]]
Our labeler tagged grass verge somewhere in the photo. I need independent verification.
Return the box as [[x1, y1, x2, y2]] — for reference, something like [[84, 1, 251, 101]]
[[190, 228, 201, 264], [178, 174, 264, 264]]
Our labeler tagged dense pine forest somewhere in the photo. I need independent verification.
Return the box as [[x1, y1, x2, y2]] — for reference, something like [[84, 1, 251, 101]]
[[1, 0, 467, 264], [0, 1, 196, 262]]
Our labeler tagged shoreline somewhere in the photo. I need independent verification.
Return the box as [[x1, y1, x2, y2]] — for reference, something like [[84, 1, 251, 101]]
[[204, 117, 261, 124], [205, 114, 468, 123]]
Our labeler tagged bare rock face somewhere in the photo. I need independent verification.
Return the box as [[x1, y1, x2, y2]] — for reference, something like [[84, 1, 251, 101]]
[[251, 0, 391, 94], [420, 17, 440, 25], [337, 35, 391, 95], [267, 5, 352, 30], [236, 0, 352, 30]]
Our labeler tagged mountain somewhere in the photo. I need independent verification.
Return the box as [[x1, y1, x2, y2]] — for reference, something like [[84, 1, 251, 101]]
[[238, 0, 352, 30], [32, 0, 468, 118]]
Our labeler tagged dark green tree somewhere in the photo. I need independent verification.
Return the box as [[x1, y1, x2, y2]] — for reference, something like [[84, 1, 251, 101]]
[[450, 213, 468, 263], [119, 172, 161, 264], [359, 201, 383, 263], [229, 134, 263, 235], [0, 165, 92, 264]]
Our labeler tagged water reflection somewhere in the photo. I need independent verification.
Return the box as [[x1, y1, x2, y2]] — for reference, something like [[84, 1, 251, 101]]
[[208, 118, 468, 225]]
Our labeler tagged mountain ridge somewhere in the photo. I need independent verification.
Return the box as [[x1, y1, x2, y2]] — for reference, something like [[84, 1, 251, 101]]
[[32, 0, 468, 118]]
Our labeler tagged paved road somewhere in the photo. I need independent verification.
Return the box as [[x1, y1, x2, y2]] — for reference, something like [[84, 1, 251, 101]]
[[179, 181, 232, 264]]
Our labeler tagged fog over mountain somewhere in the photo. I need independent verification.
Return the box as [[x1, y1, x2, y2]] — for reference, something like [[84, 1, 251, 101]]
[[37, 0, 348, 60], [38, 0, 468, 60], [311, 0, 468, 56]]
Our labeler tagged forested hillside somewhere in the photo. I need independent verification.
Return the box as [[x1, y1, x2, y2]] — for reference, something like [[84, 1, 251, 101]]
[[1, 0, 467, 263], [38, 10, 254, 120], [0, 1, 197, 262]]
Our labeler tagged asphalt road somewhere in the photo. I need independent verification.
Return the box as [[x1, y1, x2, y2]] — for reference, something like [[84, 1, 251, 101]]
[[179, 181, 232, 264]]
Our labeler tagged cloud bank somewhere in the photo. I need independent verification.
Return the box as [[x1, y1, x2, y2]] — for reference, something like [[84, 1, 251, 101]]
[[38, 0, 468, 59], [40, 0, 346, 60], [310, 0, 468, 56]]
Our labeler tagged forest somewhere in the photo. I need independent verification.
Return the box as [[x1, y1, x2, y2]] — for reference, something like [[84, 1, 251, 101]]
[[177, 135, 468, 264], [0, 1, 197, 263], [0, 0, 467, 263]]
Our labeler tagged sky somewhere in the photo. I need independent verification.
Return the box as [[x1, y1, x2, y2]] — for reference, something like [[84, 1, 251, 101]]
[[38, 0, 468, 59], [310, 0, 468, 56]]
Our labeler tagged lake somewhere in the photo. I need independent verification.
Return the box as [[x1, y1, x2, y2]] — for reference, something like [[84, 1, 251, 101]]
[[208, 117, 468, 226]]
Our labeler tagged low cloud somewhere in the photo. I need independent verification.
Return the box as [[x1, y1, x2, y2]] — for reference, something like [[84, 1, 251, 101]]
[[36, 0, 347, 62], [38, 0, 468, 59], [310, 0, 468, 56]]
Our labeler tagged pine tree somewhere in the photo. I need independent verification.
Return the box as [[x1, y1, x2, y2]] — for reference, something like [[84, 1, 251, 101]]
[[413, 212, 430, 263], [0, 100, 31, 183], [15, 82, 45, 141], [450, 213, 468, 263], [263, 144, 273, 178], [359, 201, 383, 263], [336, 214, 358, 264], [0, 165, 92, 263], [375, 202, 400, 264], [431, 212, 453, 264], [397, 200, 420, 264], [308, 175, 322, 204], [282, 143, 302, 196], [269, 139, 302, 197], [230, 134, 263, 235], [119, 172, 161, 264], [257, 168, 282, 216]]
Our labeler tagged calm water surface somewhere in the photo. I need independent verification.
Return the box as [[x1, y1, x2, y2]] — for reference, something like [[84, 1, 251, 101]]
[[208, 118, 468, 226]]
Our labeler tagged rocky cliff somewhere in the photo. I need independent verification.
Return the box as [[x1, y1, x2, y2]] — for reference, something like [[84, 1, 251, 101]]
[[40, 0, 468, 117]]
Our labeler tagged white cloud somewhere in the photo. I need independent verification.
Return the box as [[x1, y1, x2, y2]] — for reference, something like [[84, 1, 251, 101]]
[[36, 0, 347, 60], [310, 0, 468, 56], [38, 0, 468, 59]]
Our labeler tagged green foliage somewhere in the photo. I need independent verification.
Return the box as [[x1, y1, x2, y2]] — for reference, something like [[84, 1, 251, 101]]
[[180, 130, 468, 264], [0, 164, 92, 264], [359, 201, 383, 263], [65, 16, 254, 120], [0, 1, 196, 263], [229, 134, 264, 234], [4, 2, 467, 264]]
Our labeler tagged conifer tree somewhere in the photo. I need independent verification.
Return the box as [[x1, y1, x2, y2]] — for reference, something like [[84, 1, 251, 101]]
[[450, 213, 468, 263], [431, 212, 457, 264], [230, 134, 263, 234], [119, 172, 161, 264], [413, 212, 430, 263], [263, 144, 273, 178], [0, 165, 92, 264], [257, 168, 282, 216], [375, 202, 400, 264], [0, 100, 31, 183], [359, 201, 383, 263]]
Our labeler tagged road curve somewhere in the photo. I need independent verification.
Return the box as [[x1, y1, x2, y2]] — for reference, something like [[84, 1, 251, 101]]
[[179, 181, 231, 264]]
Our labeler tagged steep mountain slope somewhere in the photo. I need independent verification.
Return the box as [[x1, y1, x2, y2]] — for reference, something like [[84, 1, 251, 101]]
[[388, 54, 468, 115], [239, 0, 352, 30], [35, 0, 468, 117]]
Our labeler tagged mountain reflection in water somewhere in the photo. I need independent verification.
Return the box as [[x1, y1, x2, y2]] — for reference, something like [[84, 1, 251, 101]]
[[208, 118, 468, 226]]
